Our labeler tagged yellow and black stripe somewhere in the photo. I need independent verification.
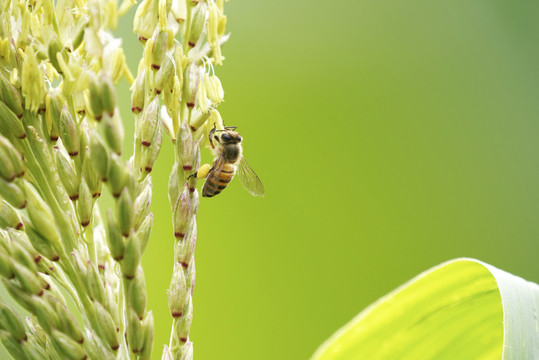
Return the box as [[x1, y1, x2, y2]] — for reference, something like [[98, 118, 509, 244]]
[[202, 163, 236, 197]]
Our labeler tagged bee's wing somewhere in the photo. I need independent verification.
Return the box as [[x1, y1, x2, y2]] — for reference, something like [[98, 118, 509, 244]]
[[237, 156, 265, 197]]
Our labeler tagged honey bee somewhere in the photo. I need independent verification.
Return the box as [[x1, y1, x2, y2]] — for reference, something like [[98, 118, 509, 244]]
[[191, 125, 264, 198]]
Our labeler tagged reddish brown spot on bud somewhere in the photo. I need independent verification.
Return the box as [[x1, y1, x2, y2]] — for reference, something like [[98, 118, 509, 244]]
[[112, 344, 120, 351], [113, 255, 123, 261], [141, 140, 151, 147], [187, 102, 195, 108], [145, 166, 153, 173], [38, 290, 44, 296], [124, 273, 135, 280], [34, 255, 42, 263], [18, 134, 26, 139], [44, 282, 50, 290], [16, 113, 23, 119], [180, 261, 188, 269], [20, 200, 27, 209], [95, 115, 102, 122], [98, 264, 105, 271], [138, 36, 147, 43], [81, 220, 90, 227], [77, 110, 85, 115], [171, 311, 183, 318], [175, 232, 185, 239], [155, 88, 162, 95], [151, 64, 160, 70], [69, 194, 79, 201], [189, 187, 195, 193], [16, 222, 23, 230], [50, 135, 59, 141], [190, 125, 197, 131], [68, 151, 79, 157], [77, 337, 84, 344], [92, 192, 101, 198], [131, 106, 142, 114], [188, 42, 195, 47], [82, 355, 87, 360], [180, 337, 187, 343], [52, 255, 60, 262], [116, 327, 119, 332], [113, 192, 121, 198], [16, 170, 24, 178], [183, 165, 192, 171]]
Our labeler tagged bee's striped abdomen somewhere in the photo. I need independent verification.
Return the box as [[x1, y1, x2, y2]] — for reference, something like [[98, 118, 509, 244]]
[[202, 163, 236, 197]]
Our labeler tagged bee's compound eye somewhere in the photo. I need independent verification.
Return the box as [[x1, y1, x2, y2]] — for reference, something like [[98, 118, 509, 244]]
[[221, 133, 232, 142]]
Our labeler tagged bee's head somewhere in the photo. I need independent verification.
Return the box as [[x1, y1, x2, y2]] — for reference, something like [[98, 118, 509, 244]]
[[220, 131, 242, 144]]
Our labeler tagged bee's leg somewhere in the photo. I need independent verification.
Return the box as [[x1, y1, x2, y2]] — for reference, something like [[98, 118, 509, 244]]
[[209, 124, 217, 149], [188, 164, 212, 180]]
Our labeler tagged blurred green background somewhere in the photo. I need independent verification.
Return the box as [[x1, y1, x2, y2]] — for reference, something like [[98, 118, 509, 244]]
[[5, 0, 539, 359], [134, 1, 539, 358]]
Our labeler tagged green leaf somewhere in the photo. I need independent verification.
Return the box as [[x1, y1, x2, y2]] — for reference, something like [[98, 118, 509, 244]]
[[311, 258, 539, 360]]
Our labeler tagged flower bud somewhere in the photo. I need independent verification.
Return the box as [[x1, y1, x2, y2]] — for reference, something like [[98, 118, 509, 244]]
[[171, 0, 186, 22], [185, 257, 196, 293], [178, 341, 193, 360], [4, 282, 33, 312], [134, 182, 152, 231], [177, 122, 195, 171], [89, 133, 110, 181], [21, 47, 45, 113], [46, 91, 64, 141], [0, 304, 26, 342], [78, 178, 93, 227], [126, 307, 144, 354], [0, 137, 24, 179], [0, 100, 25, 139], [188, 2, 207, 47], [183, 63, 202, 108], [55, 149, 79, 200], [133, 0, 157, 42], [13, 262, 43, 295], [160, 105, 176, 142], [128, 267, 147, 319], [195, 76, 209, 113], [135, 213, 152, 255], [205, 74, 224, 105], [51, 330, 86, 360], [0, 252, 14, 279], [0, 333, 26, 360], [0, 73, 23, 119], [0, 179, 26, 209], [0, 147, 16, 182], [86, 261, 105, 303], [176, 220, 196, 268], [174, 296, 192, 343], [121, 233, 140, 279], [117, 189, 134, 237], [168, 263, 187, 317], [26, 225, 60, 261], [101, 78, 116, 116], [48, 34, 67, 75], [88, 74, 104, 121], [162, 345, 174, 360], [106, 210, 125, 261], [140, 96, 159, 147], [151, 30, 170, 70], [154, 55, 174, 94], [0, 201, 23, 230], [169, 163, 180, 206], [173, 186, 191, 239], [139, 311, 154, 360], [59, 107, 80, 157], [10, 233, 37, 272], [94, 301, 119, 351], [54, 299, 84, 344], [131, 69, 145, 114], [83, 156, 102, 198], [103, 113, 124, 155], [141, 122, 162, 174], [108, 153, 128, 198], [24, 183, 61, 248]]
